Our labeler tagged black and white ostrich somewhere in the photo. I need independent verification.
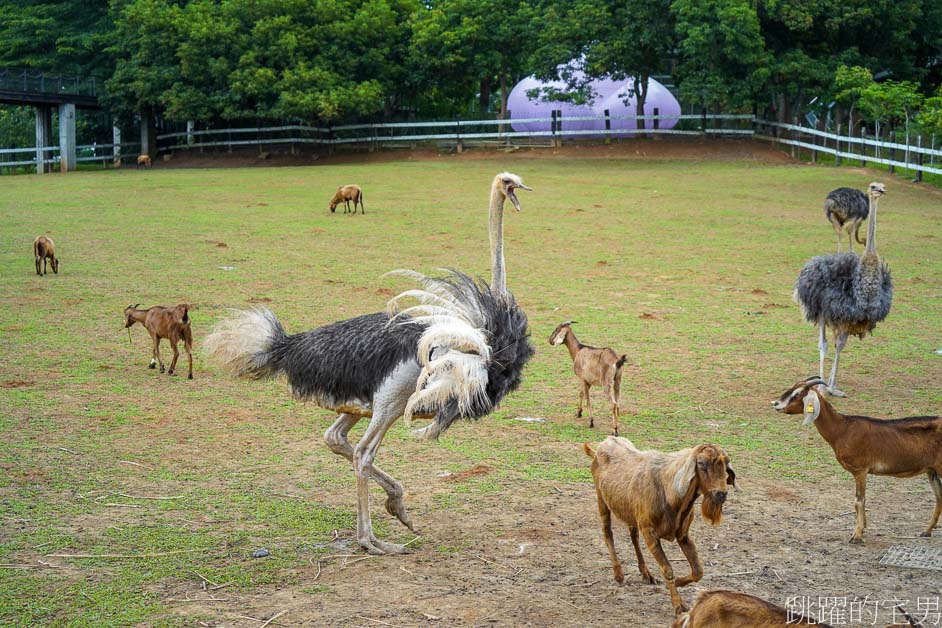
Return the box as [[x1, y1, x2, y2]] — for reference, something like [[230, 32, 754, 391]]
[[205, 173, 534, 555], [794, 182, 891, 397], [824, 187, 869, 252]]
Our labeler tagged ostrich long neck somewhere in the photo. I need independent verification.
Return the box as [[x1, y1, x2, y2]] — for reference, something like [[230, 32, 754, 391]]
[[489, 182, 507, 294], [863, 194, 879, 257]]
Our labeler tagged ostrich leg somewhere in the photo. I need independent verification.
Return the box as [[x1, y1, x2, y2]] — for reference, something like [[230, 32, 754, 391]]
[[352, 362, 421, 555], [324, 413, 414, 531], [817, 320, 828, 379], [826, 331, 849, 397]]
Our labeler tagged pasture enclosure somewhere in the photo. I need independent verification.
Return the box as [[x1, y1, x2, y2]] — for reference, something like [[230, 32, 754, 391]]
[[1, 144, 941, 626]]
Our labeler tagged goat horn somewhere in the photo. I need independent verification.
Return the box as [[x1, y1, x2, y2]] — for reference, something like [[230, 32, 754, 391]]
[[561, 320, 577, 326], [804, 377, 827, 387]]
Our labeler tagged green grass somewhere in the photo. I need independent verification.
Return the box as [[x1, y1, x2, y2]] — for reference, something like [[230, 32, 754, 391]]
[[1, 147, 941, 624]]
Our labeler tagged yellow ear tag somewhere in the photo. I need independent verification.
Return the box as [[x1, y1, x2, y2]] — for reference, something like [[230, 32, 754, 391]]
[[806, 404, 815, 414]]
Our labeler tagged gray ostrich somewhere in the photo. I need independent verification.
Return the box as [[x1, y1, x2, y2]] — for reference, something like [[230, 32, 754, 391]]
[[824, 187, 869, 252], [205, 173, 534, 555], [794, 182, 891, 397]]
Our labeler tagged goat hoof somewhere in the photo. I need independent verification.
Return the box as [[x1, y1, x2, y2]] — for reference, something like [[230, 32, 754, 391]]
[[674, 603, 689, 615], [188, 374, 193, 380], [642, 573, 659, 585], [148, 363, 157, 369], [849, 536, 864, 545], [919, 531, 932, 538], [159, 366, 165, 373]]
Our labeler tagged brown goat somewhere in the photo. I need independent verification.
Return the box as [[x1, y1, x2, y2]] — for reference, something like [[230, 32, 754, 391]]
[[328, 184, 364, 214], [772, 376, 941, 543], [33, 236, 59, 276], [124, 304, 193, 379], [136, 154, 152, 169], [550, 321, 627, 435], [672, 590, 832, 627], [584, 437, 736, 615]]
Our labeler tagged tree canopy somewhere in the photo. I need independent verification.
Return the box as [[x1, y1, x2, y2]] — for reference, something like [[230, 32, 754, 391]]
[[0, 0, 940, 130]]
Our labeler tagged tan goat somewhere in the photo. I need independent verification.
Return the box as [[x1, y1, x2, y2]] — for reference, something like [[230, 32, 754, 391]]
[[33, 236, 59, 276], [585, 437, 736, 615], [772, 376, 941, 543], [328, 184, 364, 214], [136, 154, 152, 169], [550, 321, 627, 434], [672, 590, 833, 627], [124, 304, 194, 379]]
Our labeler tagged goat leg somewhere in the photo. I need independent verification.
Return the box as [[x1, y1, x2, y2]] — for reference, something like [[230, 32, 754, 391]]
[[850, 471, 867, 544], [642, 529, 688, 614], [595, 490, 623, 583], [921, 470, 942, 537], [673, 534, 703, 588], [149, 334, 159, 369], [168, 341, 179, 375], [629, 526, 657, 584]]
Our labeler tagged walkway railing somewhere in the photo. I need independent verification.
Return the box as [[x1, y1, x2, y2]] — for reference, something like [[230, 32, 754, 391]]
[[0, 67, 99, 98]]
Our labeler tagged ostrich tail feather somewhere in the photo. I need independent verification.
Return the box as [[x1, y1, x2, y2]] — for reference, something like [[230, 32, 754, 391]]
[[203, 308, 286, 378]]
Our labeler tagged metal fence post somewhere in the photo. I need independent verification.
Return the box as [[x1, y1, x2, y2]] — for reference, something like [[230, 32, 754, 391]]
[[604, 109, 611, 144], [835, 123, 842, 167], [456, 117, 463, 154], [915, 136, 923, 183], [556, 110, 563, 147], [860, 127, 866, 167]]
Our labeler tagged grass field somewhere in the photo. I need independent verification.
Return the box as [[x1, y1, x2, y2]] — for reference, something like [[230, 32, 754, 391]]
[[1, 142, 941, 626]]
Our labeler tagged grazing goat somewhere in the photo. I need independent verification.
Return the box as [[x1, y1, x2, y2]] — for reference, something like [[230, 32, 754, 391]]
[[33, 236, 59, 276], [136, 154, 152, 169], [584, 437, 736, 615], [772, 376, 941, 543], [550, 321, 627, 435], [672, 590, 833, 627], [124, 304, 194, 379], [328, 184, 364, 214]]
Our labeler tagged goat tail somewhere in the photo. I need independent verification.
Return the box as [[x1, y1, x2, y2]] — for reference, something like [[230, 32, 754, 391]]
[[854, 221, 867, 246], [583, 442, 596, 458], [203, 308, 287, 380], [181, 305, 190, 325]]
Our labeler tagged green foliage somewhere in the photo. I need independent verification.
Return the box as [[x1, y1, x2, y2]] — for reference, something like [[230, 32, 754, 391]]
[[672, 0, 768, 110], [915, 88, 942, 137], [858, 80, 924, 126]]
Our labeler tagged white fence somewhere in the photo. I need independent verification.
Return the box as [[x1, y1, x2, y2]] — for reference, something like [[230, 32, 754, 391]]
[[155, 114, 755, 153], [4, 115, 942, 180], [0, 142, 141, 170], [754, 120, 942, 179]]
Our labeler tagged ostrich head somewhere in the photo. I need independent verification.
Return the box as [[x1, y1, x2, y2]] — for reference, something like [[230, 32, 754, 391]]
[[868, 182, 886, 199], [493, 172, 532, 211]]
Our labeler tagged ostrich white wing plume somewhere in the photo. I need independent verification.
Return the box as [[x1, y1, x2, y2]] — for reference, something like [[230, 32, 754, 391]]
[[386, 270, 495, 429]]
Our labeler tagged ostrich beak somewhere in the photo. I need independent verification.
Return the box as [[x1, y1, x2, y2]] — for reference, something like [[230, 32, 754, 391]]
[[507, 184, 532, 212]]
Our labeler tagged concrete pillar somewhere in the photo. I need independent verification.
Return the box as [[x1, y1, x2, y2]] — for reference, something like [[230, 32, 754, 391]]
[[34, 105, 52, 174], [113, 126, 122, 164], [140, 110, 157, 158], [58, 103, 76, 172]]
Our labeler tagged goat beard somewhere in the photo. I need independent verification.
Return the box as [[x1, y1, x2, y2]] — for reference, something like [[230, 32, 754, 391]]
[[700, 494, 725, 525]]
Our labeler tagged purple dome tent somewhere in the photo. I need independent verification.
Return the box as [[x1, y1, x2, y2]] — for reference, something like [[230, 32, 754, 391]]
[[508, 73, 680, 136]]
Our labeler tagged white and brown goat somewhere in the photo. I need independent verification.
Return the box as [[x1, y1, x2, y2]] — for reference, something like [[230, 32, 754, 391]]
[[550, 321, 627, 435], [585, 437, 736, 615], [124, 304, 194, 379], [772, 376, 941, 543], [328, 184, 364, 214], [33, 235, 59, 276]]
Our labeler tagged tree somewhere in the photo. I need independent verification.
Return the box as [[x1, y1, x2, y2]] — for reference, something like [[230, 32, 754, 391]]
[[858, 80, 924, 139], [533, 0, 674, 130], [672, 0, 768, 112], [832, 65, 874, 131], [410, 0, 539, 119]]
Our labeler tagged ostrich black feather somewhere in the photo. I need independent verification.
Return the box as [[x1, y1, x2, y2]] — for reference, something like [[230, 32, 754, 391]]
[[794, 253, 893, 330]]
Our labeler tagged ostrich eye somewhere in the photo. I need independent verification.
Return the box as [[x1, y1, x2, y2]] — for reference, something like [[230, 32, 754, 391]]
[[502, 178, 511, 184]]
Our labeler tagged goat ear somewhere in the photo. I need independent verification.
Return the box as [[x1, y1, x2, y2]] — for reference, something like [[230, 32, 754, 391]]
[[802, 391, 821, 425], [725, 463, 738, 490], [673, 448, 699, 498]]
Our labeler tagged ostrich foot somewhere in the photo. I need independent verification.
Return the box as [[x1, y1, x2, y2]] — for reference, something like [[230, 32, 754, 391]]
[[358, 534, 412, 555], [827, 386, 848, 398], [385, 497, 415, 532]]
